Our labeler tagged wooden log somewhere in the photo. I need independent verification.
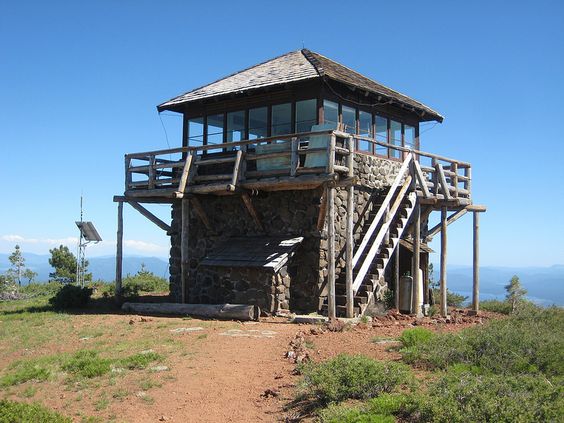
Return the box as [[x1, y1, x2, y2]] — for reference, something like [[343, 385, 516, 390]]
[[193, 174, 233, 182], [190, 196, 212, 232], [231, 149, 243, 187], [426, 208, 468, 241], [290, 137, 298, 177], [326, 134, 336, 173], [122, 302, 259, 321], [317, 192, 327, 231], [181, 199, 190, 304], [412, 201, 422, 317], [115, 202, 123, 302], [394, 248, 400, 310], [413, 160, 431, 198], [472, 211, 480, 314], [241, 174, 336, 192], [125, 156, 132, 191], [333, 165, 349, 174], [148, 155, 156, 190], [436, 163, 452, 200], [241, 193, 264, 231], [178, 153, 193, 193], [345, 136, 354, 318], [128, 201, 172, 233], [440, 206, 448, 317], [327, 185, 336, 319], [194, 156, 236, 166]]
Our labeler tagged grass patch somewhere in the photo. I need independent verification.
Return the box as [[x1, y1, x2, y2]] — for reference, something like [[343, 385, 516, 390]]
[[0, 400, 71, 422], [299, 354, 413, 405], [196, 333, 208, 340], [118, 351, 162, 370], [0, 358, 55, 387], [139, 378, 162, 390], [62, 351, 112, 379], [480, 299, 512, 314], [398, 327, 435, 348], [93, 395, 109, 411], [20, 386, 38, 398]]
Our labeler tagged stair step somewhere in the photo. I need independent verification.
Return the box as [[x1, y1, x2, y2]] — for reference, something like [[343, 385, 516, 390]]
[[321, 304, 360, 316], [335, 295, 368, 305]]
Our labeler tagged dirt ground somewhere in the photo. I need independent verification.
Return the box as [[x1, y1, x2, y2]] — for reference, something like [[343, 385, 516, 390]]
[[0, 308, 496, 422]]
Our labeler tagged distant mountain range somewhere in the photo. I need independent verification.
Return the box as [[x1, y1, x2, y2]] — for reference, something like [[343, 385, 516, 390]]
[[0, 253, 169, 283], [1, 253, 562, 306]]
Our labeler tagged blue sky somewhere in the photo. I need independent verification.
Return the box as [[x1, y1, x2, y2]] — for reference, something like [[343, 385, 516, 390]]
[[0, 0, 563, 266]]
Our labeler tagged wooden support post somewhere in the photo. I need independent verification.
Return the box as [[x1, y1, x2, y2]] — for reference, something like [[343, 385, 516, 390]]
[[316, 193, 327, 231], [394, 248, 400, 310], [128, 201, 172, 233], [345, 136, 354, 318], [290, 137, 298, 177], [412, 201, 422, 317], [180, 199, 190, 304], [472, 211, 480, 314], [190, 196, 213, 232], [124, 156, 132, 191], [148, 155, 155, 190], [115, 201, 123, 302], [327, 185, 336, 319], [241, 193, 264, 231], [440, 206, 448, 317]]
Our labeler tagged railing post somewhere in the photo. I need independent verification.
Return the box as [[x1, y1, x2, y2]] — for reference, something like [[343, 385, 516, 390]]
[[290, 137, 298, 177], [452, 162, 459, 199], [148, 155, 156, 190], [327, 133, 336, 174], [465, 166, 472, 200], [124, 156, 131, 192]]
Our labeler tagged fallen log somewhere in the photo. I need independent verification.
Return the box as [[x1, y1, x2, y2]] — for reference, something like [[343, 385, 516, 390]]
[[121, 302, 260, 321]]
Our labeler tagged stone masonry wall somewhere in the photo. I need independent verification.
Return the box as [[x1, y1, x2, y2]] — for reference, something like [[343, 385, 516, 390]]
[[169, 153, 402, 313]]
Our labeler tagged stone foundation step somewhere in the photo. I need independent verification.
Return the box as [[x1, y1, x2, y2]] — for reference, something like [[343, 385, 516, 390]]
[[321, 304, 360, 316], [335, 294, 368, 306]]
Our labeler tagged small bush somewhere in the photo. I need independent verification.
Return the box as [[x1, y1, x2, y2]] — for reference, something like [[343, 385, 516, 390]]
[[49, 285, 93, 310], [398, 328, 435, 348], [300, 354, 413, 405], [412, 372, 564, 423], [480, 299, 512, 314], [319, 393, 415, 423], [121, 266, 168, 298], [0, 400, 71, 423], [61, 350, 111, 378], [432, 288, 467, 307]]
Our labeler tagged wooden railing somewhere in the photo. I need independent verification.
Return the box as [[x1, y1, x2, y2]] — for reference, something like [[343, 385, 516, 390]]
[[123, 130, 472, 202]]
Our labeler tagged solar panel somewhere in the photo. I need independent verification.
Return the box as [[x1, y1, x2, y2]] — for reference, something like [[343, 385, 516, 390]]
[[76, 221, 102, 242]]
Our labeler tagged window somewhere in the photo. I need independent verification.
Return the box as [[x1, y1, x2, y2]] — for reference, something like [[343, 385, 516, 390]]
[[358, 111, 372, 152], [342, 105, 356, 134], [323, 100, 339, 128], [248, 107, 267, 140], [188, 117, 204, 146], [207, 114, 224, 145], [295, 99, 317, 133], [271, 103, 292, 136], [226, 111, 245, 142], [375, 115, 388, 156], [404, 125, 415, 149], [390, 120, 402, 159]]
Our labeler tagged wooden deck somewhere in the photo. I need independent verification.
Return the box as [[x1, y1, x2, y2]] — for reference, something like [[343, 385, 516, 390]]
[[121, 129, 474, 208]]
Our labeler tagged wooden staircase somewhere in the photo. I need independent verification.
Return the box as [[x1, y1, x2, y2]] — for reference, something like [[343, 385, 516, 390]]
[[322, 153, 418, 317]]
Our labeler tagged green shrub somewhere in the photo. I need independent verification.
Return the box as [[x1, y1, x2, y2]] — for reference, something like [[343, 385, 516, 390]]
[[299, 354, 413, 405], [61, 350, 111, 378], [49, 285, 92, 310], [19, 282, 63, 298], [412, 372, 564, 423], [382, 289, 395, 310], [319, 404, 395, 423], [319, 393, 416, 423], [119, 351, 162, 370], [0, 400, 71, 423], [401, 306, 564, 377], [480, 299, 512, 314], [121, 266, 168, 298], [432, 288, 467, 307], [398, 328, 435, 348]]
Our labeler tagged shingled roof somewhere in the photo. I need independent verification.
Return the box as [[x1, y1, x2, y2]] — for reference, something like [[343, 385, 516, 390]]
[[158, 49, 443, 122]]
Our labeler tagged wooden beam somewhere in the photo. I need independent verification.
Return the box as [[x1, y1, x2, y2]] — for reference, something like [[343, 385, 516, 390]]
[[345, 136, 354, 318], [440, 206, 448, 317], [177, 153, 193, 193], [472, 211, 480, 314], [189, 196, 212, 232], [426, 208, 468, 241], [317, 192, 327, 231], [466, 204, 487, 212], [241, 193, 264, 231], [115, 202, 123, 302], [412, 201, 422, 317], [181, 199, 190, 304], [413, 160, 431, 198], [327, 185, 336, 319], [394, 248, 400, 310], [128, 201, 172, 233], [436, 163, 452, 200], [231, 149, 243, 187]]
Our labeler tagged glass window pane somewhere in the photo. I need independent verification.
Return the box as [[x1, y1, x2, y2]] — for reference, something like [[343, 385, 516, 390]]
[[296, 99, 317, 133], [375, 115, 388, 156], [248, 107, 267, 140], [404, 125, 415, 149], [271, 103, 292, 136], [226, 111, 245, 142], [342, 105, 356, 134], [323, 100, 338, 128], [188, 117, 204, 146], [358, 111, 372, 152], [207, 114, 224, 145], [390, 120, 402, 158]]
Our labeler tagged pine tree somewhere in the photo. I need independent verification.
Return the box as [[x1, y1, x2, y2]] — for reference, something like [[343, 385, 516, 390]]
[[7, 245, 25, 286], [505, 275, 527, 313]]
